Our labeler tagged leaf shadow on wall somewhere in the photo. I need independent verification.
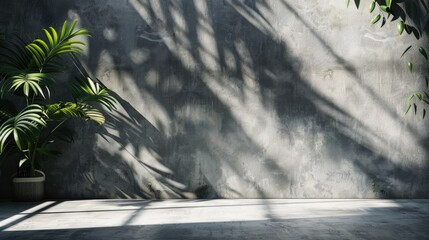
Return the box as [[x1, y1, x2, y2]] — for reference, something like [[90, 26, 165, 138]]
[[9, 0, 429, 199]]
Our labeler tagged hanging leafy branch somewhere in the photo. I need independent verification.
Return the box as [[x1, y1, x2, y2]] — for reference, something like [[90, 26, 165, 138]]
[[348, 0, 429, 119]]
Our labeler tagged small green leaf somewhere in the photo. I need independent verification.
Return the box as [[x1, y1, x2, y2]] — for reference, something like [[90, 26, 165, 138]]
[[371, 14, 381, 24], [50, 27, 58, 45], [43, 29, 54, 47], [14, 129, 23, 150], [416, 92, 423, 100], [380, 5, 389, 12], [19, 158, 28, 168], [398, 21, 405, 35], [407, 95, 414, 102], [408, 62, 413, 72], [401, 45, 412, 58], [419, 47, 428, 60], [68, 20, 78, 36], [347, 0, 350, 7], [369, 1, 376, 13], [386, 0, 391, 8], [60, 20, 67, 39]]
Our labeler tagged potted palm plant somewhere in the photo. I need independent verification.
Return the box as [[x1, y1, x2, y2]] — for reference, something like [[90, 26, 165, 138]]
[[0, 20, 116, 201]]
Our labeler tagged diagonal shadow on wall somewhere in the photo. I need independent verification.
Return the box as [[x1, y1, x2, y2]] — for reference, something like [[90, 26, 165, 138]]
[[0, 0, 428, 200]]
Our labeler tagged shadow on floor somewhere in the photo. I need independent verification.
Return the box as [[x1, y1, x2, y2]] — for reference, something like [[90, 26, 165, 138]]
[[1, 200, 429, 240]]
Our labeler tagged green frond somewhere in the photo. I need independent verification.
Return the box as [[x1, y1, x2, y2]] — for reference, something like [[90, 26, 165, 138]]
[[60, 21, 68, 40], [69, 77, 117, 111], [6, 72, 54, 98], [26, 20, 91, 71], [46, 102, 84, 121], [0, 67, 21, 97], [34, 39, 49, 52], [43, 29, 54, 47], [45, 102, 105, 125], [0, 104, 47, 153], [72, 28, 91, 37], [82, 107, 105, 125], [68, 20, 78, 37], [50, 27, 58, 46]]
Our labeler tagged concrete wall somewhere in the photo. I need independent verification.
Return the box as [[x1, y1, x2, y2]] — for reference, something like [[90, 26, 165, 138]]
[[0, 0, 428, 199]]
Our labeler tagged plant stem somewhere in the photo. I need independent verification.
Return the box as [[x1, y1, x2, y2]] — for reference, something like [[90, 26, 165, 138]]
[[42, 119, 68, 143], [29, 141, 38, 177]]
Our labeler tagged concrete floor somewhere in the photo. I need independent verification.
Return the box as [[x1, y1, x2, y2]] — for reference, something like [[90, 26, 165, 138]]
[[0, 199, 428, 240]]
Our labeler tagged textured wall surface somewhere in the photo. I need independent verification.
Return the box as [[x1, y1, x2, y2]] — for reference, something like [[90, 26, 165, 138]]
[[0, 0, 428, 199]]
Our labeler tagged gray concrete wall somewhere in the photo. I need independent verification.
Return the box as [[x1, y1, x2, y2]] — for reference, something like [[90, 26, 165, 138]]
[[0, 0, 428, 199]]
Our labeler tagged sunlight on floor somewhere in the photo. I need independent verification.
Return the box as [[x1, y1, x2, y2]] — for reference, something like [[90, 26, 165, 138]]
[[0, 199, 408, 232]]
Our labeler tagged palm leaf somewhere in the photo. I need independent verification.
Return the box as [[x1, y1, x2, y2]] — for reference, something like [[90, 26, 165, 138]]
[[4, 72, 54, 98], [82, 107, 105, 125], [46, 102, 86, 121], [0, 104, 47, 153], [69, 77, 117, 111], [26, 20, 91, 71], [46, 102, 105, 125]]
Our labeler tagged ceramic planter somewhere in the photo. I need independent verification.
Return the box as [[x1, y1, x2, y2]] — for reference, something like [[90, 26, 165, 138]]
[[12, 170, 45, 201]]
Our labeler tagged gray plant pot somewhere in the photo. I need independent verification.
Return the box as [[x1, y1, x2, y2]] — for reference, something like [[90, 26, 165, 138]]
[[12, 170, 45, 201]]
